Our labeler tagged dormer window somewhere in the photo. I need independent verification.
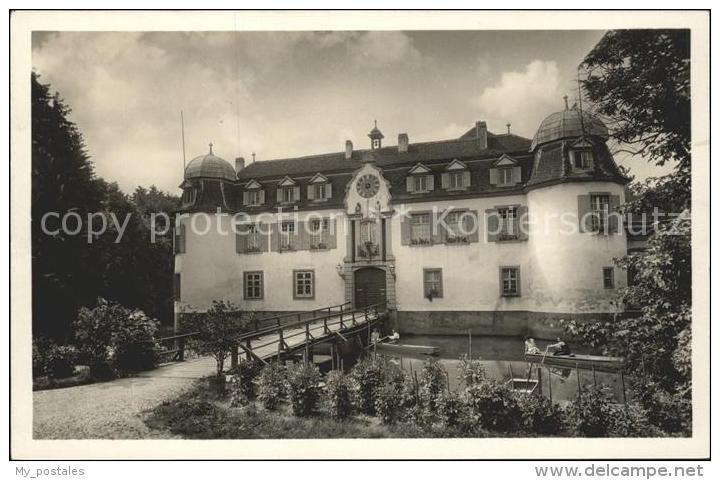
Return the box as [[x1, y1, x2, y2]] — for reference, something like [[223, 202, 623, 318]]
[[243, 180, 265, 207], [570, 138, 595, 172], [307, 173, 332, 201], [276, 176, 299, 204], [406, 163, 434, 194], [372, 138, 380, 149], [441, 159, 470, 191], [573, 150, 594, 170], [490, 154, 521, 187]]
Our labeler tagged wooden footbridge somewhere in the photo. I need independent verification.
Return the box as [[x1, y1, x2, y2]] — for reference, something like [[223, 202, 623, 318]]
[[157, 302, 387, 369]]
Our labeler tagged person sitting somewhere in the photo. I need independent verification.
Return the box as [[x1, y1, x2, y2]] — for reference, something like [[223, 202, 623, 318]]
[[388, 329, 400, 343], [523, 336, 541, 354], [547, 337, 572, 356]]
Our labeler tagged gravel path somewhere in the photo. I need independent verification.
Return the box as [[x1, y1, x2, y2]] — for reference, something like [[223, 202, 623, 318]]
[[33, 357, 216, 439]]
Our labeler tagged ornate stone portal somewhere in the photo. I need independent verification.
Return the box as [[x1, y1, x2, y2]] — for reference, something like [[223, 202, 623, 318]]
[[340, 162, 396, 311]]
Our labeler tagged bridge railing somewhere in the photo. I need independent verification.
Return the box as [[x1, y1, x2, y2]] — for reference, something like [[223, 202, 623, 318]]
[[157, 301, 388, 365], [231, 302, 388, 365]]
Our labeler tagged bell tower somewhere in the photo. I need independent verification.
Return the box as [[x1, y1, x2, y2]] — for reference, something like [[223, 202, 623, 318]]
[[368, 120, 384, 150]]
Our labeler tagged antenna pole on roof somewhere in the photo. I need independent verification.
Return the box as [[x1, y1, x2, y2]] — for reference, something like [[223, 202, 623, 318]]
[[180, 110, 187, 170], [576, 69, 587, 137]]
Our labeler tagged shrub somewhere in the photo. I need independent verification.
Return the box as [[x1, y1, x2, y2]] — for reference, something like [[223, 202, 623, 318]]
[[606, 403, 664, 437], [44, 344, 78, 379], [256, 362, 287, 410], [180, 300, 247, 376], [418, 358, 447, 411], [112, 310, 159, 372], [74, 297, 159, 377], [457, 354, 485, 387], [464, 379, 522, 432], [516, 393, 565, 435], [32, 338, 48, 377], [286, 363, 322, 417], [634, 380, 691, 434], [227, 359, 263, 400], [325, 371, 356, 419], [437, 390, 465, 429], [148, 399, 230, 439], [375, 366, 412, 425], [566, 385, 613, 437], [350, 356, 387, 414]]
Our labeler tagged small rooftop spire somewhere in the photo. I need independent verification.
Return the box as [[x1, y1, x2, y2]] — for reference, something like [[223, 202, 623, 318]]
[[506, 123, 511, 134], [251, 152, 256, 163], [208, 142, 214, 154], [563, 95, 569, 110]]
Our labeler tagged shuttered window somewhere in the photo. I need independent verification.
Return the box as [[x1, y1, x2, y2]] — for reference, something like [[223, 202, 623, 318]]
[[244, 271, 264, 300], [294, 270, 314, 299], [410, 213, 431, 244], [423, 268, 443, 299], [590, 194, 610, 233], [500, 266, 521, 296], [603, 267, 615, 289], [173, 224, 186, 254], [573, 150, 594, 170], [498, 206, 518, 239], [310, 218, 329, 249], [280, 221, 296, 251]]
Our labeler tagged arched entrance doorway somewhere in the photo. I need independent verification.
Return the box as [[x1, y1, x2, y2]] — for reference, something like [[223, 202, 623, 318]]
[[354, 267, 387, 309]]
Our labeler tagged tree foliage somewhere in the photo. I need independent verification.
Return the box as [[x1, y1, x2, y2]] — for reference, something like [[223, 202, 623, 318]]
[[581, 29, 690, 210], [32, 72, 179, 340], [180, 300, 247, 376]]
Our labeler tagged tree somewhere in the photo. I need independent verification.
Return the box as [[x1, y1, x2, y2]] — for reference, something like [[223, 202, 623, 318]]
[[32, 72, 106, 340], [581, 29, 690, 210], [32, 72, 180, 339], [180, 300, 247, 376]]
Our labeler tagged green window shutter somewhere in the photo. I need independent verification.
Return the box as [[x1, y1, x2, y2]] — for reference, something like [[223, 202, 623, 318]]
[[489, 168, 499, 186], [258, 190, 265, 205], [325, 183, 332, 199], [462, 170, 471, 188], [427, 174, 435, 191], [327, 218, 337, 249], [400, 215, 412, 245], [512, 166, 522, 184], [486, 209, 499, 242], [466, 210, 480, 243], [517, 205, 529, 240], [293, 186, 301, 202], [307, 185, 315, 200], [577, 194, 592, 233], [440, 172, 449, 189], [608, 195, 621, 234], [406, 176, 414, 193], [276, 187, 283, 203], [243, 191, 250, 205]]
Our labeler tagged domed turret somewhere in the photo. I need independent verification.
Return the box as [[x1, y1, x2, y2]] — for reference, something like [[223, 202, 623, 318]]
[[184, 143, 236, 181], [530, 99, 609, 151]]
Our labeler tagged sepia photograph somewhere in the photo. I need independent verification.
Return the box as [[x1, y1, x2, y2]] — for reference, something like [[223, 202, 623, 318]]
[[9, 9, 710, 461]]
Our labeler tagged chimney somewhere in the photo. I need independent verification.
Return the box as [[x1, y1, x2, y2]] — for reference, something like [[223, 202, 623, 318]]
[[345, 140, 353, 160], [398, 133, 409, 153], [475, 121, 488, 149], [235, 157, 245, 173]]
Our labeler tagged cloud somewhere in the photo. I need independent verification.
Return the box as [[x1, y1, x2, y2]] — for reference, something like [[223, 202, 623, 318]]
[[476, 60, 565, 137], [347, 31, 422, 68]]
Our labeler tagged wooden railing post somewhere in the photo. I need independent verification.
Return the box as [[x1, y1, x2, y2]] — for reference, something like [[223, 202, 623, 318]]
[[277, 329, 284, 360], [178, 336, 185, 362], [324, 317, 329, 334], [245, 338, 252, 361]]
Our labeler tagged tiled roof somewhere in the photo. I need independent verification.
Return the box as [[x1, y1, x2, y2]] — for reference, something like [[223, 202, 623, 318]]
[[237, 131, 532, 181]]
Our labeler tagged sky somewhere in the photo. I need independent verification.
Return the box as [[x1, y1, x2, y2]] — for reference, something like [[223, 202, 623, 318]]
[[32, 30, 669, 194]]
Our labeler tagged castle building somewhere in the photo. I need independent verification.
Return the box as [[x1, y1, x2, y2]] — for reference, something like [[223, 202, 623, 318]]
[[174, 102, 629, 338]]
